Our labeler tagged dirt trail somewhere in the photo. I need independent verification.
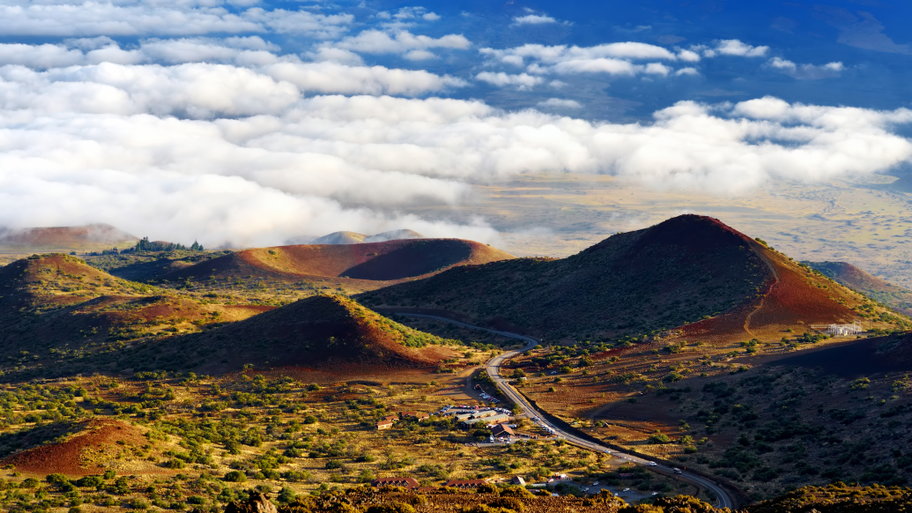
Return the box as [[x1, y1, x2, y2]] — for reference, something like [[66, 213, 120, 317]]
[[742, 247, 781, 338]]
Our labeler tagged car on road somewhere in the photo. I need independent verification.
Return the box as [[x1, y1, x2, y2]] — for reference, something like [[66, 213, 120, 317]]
[[672, 468, 683, 474], [648, 461, 658, 467]]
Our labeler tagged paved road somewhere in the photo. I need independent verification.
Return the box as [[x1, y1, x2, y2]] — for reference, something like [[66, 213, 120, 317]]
[[397, 313, 737, 509]]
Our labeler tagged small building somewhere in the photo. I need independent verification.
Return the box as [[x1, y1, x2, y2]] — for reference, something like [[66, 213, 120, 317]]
[[454, 409, 499, 422], [444, 479, 489, 489], [510, 476, 526, 486], [491, 423, 515, 439], [372, 477, 420, 489], [826, 323, 863, 337], [400, 411, 430, 421], [376, 420, 395, 430], [462, 413, 512, 426]]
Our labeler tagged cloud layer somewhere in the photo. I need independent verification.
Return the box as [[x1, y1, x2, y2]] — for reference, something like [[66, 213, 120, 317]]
[[0, 2, 906, 248]]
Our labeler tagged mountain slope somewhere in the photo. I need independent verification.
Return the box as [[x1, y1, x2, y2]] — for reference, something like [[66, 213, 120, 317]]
[[157, 238, 513, 293], [361, 215, 906, 342], [0, 254, 267, 373], [118, 295, 461, 373], [1, 418, 168, 477], [805, 261, 912, 316], [0, 224, 136, 248], [310, 231, 367, 245]]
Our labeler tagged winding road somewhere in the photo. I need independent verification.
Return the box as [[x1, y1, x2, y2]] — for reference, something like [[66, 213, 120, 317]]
[[397, 313, 738, 509]]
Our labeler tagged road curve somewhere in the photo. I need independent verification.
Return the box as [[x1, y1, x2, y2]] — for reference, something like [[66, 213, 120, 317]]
[[396, 313, 737, 509]]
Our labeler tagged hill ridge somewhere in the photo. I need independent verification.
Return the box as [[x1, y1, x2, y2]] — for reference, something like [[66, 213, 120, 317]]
[[361, 215, 907, 342], [117, 294, 461, 373], [156, 238, 513, 293]]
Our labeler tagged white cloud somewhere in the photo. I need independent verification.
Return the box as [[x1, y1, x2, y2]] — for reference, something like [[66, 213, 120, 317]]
[[239, 8, 353, 38], [480, 42, 698, 79], [265, 61, 466, 96], [704, 39, 769, 57], [513, 14, 558, 25], [308, 47, 364, 65], [537, 98, 582, 110], [732, 96, 791, 119], [590, 42, 677, 60], [768, 57, 845, 79], [476, 71, 543, 89], [677, 49, 701, 62], [482, 42, 677, 66], [643, 62, 671, 76], [404, 49, 437, 61], [0, 43, 84, 68], [553, 58, 637, 75], [0, 9, 905, 249], [0, 2, 354, 38], [334, 29, 471, 55], [377, 6, 441, 27], [2, 62, 911, 246], [0, 2, 256, 37]]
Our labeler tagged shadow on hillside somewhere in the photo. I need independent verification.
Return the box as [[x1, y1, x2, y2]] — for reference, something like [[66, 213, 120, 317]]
[[0, 421, 81, 459]]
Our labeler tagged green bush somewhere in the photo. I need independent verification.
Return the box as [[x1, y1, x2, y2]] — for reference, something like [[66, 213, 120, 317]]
[[223, 470, 246, 482]]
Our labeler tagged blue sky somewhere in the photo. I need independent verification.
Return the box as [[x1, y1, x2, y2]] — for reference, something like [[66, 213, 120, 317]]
[[0, 0, 910, 248]]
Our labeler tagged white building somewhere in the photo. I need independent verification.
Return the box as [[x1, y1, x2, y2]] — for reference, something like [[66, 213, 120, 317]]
[[825, 322, 863, 336]]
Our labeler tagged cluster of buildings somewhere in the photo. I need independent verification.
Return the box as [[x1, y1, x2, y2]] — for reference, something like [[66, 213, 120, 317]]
[[439, 405, 516, 441], [375, 405, 520, 442], [441, 406, 512, 426], [370, 474, 571, 491]]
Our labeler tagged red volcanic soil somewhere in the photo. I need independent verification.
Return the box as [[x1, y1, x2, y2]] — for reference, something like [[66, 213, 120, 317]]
[[682, 233, 863, 342], [74, 295, 272, 326], [3, 418, 155, 476], [747, 257, 856, 327], [630, 214, 754, 252], [163, 238, 513, 285], [0, 224, 135, 247]]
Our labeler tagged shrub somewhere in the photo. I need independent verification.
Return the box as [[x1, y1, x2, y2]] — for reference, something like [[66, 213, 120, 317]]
[[648, 432, 672, 444], [488, 496, 524, 512], [223, 470, 246, 482], [365, 502, 417, 513]]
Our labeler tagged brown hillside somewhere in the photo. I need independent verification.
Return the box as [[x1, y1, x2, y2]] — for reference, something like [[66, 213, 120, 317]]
[[118, 295, 460, 373], [159, 238, 513, 292], [2, 418, 164, 477], [805, 261, 912, 316], [681, 241, 896, 342], [361, 215, 906, 342], [0, 223, 136, 248]]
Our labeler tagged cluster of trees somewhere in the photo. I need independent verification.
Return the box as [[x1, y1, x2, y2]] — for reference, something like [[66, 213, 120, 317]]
[[131, 236, 204, 252], [93, 236, 205, 255]]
